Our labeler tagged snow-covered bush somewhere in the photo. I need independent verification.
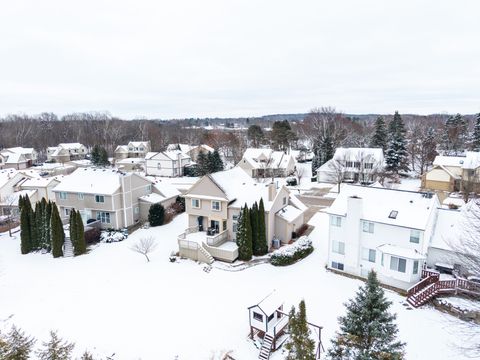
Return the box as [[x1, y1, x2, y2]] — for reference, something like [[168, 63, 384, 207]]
[[270, 236, 313, 266], [100, 229, 127, 243]]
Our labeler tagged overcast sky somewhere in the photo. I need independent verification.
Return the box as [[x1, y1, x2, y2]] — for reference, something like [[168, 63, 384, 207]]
[[0, 0, 479, 119]]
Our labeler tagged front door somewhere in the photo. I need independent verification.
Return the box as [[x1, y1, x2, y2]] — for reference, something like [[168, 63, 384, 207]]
[[197, 216, 204, 231], [210, 220, 220, 234]]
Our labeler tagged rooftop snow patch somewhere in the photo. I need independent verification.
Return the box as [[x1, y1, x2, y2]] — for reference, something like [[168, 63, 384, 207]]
[[52, 168, 130, 195]]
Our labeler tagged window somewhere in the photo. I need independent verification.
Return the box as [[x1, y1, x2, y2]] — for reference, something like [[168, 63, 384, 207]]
[[223, 220, 227, 231], [390, 256, 407, 273], [146, 184, 152, 193], [410, 229, 420, 244], [59, 192, 67, 200], [95, 195, 105, 203], [134, 207, 139, 214], [330, 216, 342, 227], [388, 210, 398, 219], [332, 261, 344, 271], [362, 248, 376, 263], [283, 197, 287, 205], [77, 193, 84, 200], [253, 312, 263, 322], [364, 163, 373, 169], [192, 199, 200, 208], [96, 212, 111, 224], [413, 260, 419, 275], [354, 161, 361, 169], [345, 161, 353, 168], [381, 253, 384, 266], [212, 201, 221, 211], [268, 313, 274, 322], [157, 163, 162, 169], [332, 240, 345, 255], [65, 208, 70, 216], [362, 221, 374, 233]]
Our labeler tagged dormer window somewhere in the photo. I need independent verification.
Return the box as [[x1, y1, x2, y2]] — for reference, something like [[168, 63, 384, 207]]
[[388, 210, 398, 219]]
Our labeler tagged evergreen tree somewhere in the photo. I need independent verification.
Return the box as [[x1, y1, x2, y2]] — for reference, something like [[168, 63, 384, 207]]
[[256, 198, 268, 255], [370, 116, 388, 151], [210, 149, 224, 172], [69, 209, 78, 251], [312, 132, 335, 174], [236, 205, 253, 260], [99, 147, 109, 166], [75, 211, 86, 255], [196, 150, 209, 176], [328, 270, 405, 360], [247, 124, 264, 147], [35, 200, 45, 250], [442, 113, 467, 155], [148, 203, 165, 226], [20, 196, 32, 254], [18, 194, 25, 212], [36, 331, 75, 360], [471, 113, 480, 151], [207, 151, 215, 173], [29, 202, 38, 250], [1, 325, 36, 360], [91, 145, 109, 166], [51, 204, 65, 258], [250, 202, 259, 255], [244, 206, 253, 260], [271, 120, 296, 151], [44, 201, 53, 250], [285, 300, 316, 360], [385, 111, 408, 174]]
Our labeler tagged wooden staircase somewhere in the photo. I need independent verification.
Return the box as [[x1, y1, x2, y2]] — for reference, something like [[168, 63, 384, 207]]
[[258, 334, 273, 360], [199, 245, 214, 264]]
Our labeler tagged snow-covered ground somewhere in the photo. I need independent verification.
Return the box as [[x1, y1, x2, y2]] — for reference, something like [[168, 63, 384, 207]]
[[0, 212, 477, 359]]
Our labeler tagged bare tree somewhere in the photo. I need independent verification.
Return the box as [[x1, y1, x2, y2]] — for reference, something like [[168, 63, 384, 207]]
[[130, 237, 157, 262], [295, 165, 306, 185], [0, 194, 19, 237]]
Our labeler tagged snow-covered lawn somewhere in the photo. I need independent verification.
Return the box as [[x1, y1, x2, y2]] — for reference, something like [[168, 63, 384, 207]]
[[0, 212, 476, 359]]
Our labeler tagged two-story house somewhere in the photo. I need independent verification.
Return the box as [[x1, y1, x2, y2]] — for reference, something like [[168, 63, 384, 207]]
[[114, 141, 151, 160], [237, 148, 296, 178], [145, 150, 191, 177], [317, 148, 384, 184], [0, 169, 35, 217], [52, 168, 156, 229], [178, 167, 307, 263], [0, 147, 38, 169], [47, 143, 88, 163], [166, 144, 214, 162], [327, 184, 439, 290]]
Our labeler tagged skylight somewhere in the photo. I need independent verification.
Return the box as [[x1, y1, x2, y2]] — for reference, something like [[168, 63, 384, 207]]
[[389, 210, 398, 219]]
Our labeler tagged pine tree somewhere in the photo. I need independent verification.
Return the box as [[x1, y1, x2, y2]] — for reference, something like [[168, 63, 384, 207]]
[[285, 300, 316, 360], [236, 205, 253, 261], [328, 270, 405, 360], [385, 111, 408, 174], [196, 150, 208, 176], [44, 201, 53, 250], [18, 194, 24, 212], [51, 204, 65, 258], [36, 331, 74, 360], [211, 149, 224, 172], [69, 209, 77, 251], [207, 152, 215, 173], [148, 203, 165, 226], [256, 198, 268, 255], [250, 202, 259, 255], [1, 325, 36, 360], [471, 113, 480, 151], [370, 116, 388, 151], [90, 145, 100, 165], [442, 114, 467, 155], [319, 133, 334, 166], [75, 211, 86, 255], [20, 196, 32, 254]]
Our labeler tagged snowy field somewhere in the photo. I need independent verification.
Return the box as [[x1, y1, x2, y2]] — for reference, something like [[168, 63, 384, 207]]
[[0, 212, 477, 359]]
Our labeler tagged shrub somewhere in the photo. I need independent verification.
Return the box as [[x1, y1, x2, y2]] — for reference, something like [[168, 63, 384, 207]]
[[286, 177, 297, 186], [175, 196, 185, 212], [270, 236, 313, 266], [310, 176, 317, 182], [84, 227, 101, 244], [100, 229, 126, 243], [148, 203, 165, 226]]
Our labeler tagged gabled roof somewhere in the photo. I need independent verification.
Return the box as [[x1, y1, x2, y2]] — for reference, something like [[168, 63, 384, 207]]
[[58, 143, 85, 150], [0, 169, 27, 189], [115, 145, 129, 153], [4, 152, 27, 164], [20, 176, 62, 188], [327, 184, 439, 230], [433, 152, 480, 169], [145, 150, 190, 161], [333, 147, 384, 162], [248, 290, 283, 316], [2, 147, 36, 155], [128, 141, 150, 148], [241, 148, 294, 170], [52, 168, 136, 195]]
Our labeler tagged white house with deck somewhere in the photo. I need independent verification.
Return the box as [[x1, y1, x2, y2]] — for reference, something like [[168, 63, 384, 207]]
[[327, 184, 439, 290]]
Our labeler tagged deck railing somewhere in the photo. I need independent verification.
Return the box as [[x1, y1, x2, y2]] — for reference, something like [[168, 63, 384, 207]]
[[206, 230, 228, 246], [407, 272, 439, 297]]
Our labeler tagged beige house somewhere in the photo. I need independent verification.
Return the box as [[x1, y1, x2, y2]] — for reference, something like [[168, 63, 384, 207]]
[[422, 152, 480, 193], [237, 148, 296, 178], [178, 167, 307, 263], [0, 147, 38, 169], [53, 168, 156, 229], [47, 143, 88, 163], [0, 169, 35, 216], [166, 144, 214, 162], [19, 176, 62, 202], [145, 150, 191, 177], [114, 141, 151, 160]]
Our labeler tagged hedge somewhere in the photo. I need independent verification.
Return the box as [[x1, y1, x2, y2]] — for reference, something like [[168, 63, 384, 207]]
[[270, 236, 314, 266]]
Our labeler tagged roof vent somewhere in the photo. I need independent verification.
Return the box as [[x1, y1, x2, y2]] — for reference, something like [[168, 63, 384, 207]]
[[388, 210, 398, 219]]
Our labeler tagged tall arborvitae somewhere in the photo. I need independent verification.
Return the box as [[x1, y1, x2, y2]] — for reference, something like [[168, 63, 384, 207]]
[[385, 111, 408, 174], [250, 202, 259, 255], [370, 116, 388, 151], [244, 206, 253, 261], [69, 209, 77, 250], [74, 211, 86, 255], [236, 204, 253, 261], [20, 196, 33, 254], [43, 201, 53, 250], [33, 201, 43, 250], [256, 198, 268, 255], [50, 204, 64, 258], [471, 113, 480, 151], [285, 300, 316, 360], [328, 270, 405, 360], [18, 194, 25, 212]]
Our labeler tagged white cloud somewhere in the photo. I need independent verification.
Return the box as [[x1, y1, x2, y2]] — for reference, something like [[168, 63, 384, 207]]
[[0, 0, 479, 118]]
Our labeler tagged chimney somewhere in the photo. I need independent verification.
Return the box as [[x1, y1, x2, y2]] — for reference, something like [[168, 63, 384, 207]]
[[268, 183, 276, 201]]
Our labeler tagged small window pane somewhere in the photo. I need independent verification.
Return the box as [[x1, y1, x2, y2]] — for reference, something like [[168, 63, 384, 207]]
[[413, 260, 419, 274]]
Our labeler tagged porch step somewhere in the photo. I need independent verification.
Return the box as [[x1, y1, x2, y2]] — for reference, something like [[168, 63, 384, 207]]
[[63, 237, 74, 257], [199, 245, 214, 265], [258, 334, 273, 360]]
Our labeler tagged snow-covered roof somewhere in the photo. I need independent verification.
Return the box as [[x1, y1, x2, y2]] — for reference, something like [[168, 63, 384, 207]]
[[115, 145, 129, 153], [289, 193, 308, 212], [116, 157, 145, 164], [430, 208, 462, 251], [52, 168, 132, 195], [128, 141, 149, 148], [377, 244, 425, 260], [0, 169, 25, 189], [333, 147, 384, 162], [58, 143, 85, 150], [327, 184, 438, 230], [241, 148, 294, 170], [250, 290, 283, 316], [4, 152, 27, 164], [139, 193, 166, 204], [0, 189, 37, 206], [433, 152, 480, 169], [145, 150, 190, 161], [153, 183, 181, 199], [20, 176, 62, 188], [442, 196, 465, 208], [462, 152, 480, 169], [2, 147, 36, 155], [276, 205, 303, 223]]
